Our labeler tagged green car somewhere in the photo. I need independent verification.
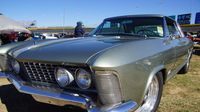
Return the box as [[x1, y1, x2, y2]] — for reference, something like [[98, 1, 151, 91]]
[[0, 15, 193, 112]]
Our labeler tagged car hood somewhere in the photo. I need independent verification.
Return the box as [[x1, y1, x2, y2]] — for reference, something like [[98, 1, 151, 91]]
[[14, 37, 135, 64]]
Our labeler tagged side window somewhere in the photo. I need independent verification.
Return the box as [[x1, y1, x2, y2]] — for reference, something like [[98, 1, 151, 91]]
[[102, 21, 111, 28], [100, 21, 121, 34], [166, 18, 178, 36]]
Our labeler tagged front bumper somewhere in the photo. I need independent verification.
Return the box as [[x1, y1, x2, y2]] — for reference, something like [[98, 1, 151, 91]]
[[0, 72, 137, 112]]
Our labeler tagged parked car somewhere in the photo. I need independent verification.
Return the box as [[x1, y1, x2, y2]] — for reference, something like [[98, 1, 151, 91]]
[[42, 33, 58, 39], [193, 32, 200, 44], [184, 32, 200, 44], [0, 14, 31, 45], [0, 15, 193, 112], [0, 32, 18, 45], [58, 33, 74, 38], [31, 33, 44, 40]]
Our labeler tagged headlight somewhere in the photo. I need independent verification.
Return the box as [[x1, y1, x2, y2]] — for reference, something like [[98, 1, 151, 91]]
[[75, 69, 91, 89], [11, 60, 20, 74], [55, 67, 74, 87]]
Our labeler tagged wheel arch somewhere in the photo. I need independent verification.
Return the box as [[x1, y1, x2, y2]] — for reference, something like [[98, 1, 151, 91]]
[[136, 65, 165, 112], [144, 65, 166, 101]]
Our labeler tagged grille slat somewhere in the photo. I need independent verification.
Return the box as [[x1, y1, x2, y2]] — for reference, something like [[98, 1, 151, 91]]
[[22, 62, 57, 84]]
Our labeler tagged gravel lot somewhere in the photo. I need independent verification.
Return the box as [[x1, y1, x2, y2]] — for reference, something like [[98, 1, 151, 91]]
[[0, 45, 200, 112]]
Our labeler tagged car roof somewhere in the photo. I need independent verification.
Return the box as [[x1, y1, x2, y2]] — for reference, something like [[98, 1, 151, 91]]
[[104, 14, 165, 20]]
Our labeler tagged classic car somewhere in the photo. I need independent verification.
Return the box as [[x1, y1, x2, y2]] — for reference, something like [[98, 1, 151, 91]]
[[0, 15, 193, 112]]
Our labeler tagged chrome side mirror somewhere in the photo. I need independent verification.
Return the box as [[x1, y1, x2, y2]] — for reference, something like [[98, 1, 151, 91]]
[[168, 32, 181, 40], [173, 31, 181, 39]]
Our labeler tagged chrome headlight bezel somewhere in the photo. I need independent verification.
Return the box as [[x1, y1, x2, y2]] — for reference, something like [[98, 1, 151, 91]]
[[95, 71, 122, 105], [55, 67, 74, 87], [11, 59, 20, 74], [75, 68, 92, 89]]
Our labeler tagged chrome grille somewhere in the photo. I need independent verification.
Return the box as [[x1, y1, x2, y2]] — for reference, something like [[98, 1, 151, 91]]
[[22, 62, 57, 84]]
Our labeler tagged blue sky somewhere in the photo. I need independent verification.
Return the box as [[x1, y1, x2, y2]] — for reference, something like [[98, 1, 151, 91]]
[[0, 0, 200, 27]]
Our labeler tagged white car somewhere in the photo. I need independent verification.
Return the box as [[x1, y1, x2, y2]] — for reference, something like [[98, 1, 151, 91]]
[[42, 33, 58, 39]]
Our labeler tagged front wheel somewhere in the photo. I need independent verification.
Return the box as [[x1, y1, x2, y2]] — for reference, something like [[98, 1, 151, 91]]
[[136, 72, 163, 112]]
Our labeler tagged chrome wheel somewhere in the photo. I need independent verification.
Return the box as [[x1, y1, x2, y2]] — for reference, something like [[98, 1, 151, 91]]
[[185, 59, 189, 70], [185, 50, 192, 70], [136, 75, 160, 112]]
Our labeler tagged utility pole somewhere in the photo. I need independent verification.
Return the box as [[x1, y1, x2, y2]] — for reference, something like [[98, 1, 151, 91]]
[[63, 9, 65, 34]]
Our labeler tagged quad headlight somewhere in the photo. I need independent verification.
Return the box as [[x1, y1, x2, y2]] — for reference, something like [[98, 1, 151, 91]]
[[55, 67, 74, 87], [11, 60, 20, 74], [75, 69, 91, 89]]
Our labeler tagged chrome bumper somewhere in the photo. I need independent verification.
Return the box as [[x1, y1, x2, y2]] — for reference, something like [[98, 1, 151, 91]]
[[0, 72, 137, 112]]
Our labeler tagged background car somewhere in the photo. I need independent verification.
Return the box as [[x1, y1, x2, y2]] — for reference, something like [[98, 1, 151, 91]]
[[42, 33, 58, 39], [0, 14, 31, 45]]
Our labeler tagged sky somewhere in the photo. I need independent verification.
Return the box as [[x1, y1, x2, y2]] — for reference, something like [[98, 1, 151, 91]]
[[0, 0, 200, 27]]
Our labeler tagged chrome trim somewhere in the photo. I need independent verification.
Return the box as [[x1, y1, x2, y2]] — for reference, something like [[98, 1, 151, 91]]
[[100, 101, 137, 112], [0, 72, 137, 112], [22, 62, 57, 84]]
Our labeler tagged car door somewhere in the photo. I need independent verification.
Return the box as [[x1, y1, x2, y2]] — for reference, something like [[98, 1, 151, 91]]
[[174, 23, 191, 68], [165, 18, 189, 72], [163, 18, 177, 76]]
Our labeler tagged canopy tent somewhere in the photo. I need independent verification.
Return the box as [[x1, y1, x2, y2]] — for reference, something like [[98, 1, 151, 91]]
[[0, 14, 31, 34]]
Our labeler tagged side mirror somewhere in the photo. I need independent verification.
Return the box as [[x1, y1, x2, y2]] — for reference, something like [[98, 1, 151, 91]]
[[173, 31, 181, 39], [168, 32, 181, 40]]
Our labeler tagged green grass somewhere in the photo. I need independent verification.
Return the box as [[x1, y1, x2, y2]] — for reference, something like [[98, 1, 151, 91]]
[[158, 45, 200, 112]]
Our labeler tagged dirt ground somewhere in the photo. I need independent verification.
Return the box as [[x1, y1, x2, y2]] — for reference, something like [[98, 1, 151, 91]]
[[0, 45, 200, 112]]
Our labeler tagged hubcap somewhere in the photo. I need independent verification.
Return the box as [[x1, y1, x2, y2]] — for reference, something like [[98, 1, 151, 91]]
[[186, 51, 191, 69], [186, 60, 189, 70], [136, 75, 159, 112]]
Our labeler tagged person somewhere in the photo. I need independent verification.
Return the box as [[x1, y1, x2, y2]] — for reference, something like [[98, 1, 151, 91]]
[[74, 21, 85, 37]]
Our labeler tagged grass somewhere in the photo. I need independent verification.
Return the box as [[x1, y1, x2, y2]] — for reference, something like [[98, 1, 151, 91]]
[[158, 45, 200, 112]]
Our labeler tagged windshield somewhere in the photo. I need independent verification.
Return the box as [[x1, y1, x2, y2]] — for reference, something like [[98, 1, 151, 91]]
[[91, 17, 164, 38]]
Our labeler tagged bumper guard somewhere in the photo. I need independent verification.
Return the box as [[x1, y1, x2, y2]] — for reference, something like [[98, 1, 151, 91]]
[[0, 72, 137, 112]]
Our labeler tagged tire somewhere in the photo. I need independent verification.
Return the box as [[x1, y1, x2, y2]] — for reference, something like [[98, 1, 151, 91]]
[[178, 60, 190, 74], [0, 39, 2, 45], [136, 72, 163, 112], [178, 51, 192, 74]]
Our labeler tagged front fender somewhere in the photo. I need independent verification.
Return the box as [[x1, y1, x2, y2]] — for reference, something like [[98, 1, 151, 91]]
[[87, 39, 167, 106]]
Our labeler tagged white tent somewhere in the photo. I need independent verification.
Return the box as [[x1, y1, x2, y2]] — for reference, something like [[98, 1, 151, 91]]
[[0, 14, 31, 34]]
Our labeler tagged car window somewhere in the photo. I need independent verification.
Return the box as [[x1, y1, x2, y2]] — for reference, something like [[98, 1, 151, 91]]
[[101, 21, 121, 34], [135, 25, 164, 37], [166, 18, 181, 37]]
